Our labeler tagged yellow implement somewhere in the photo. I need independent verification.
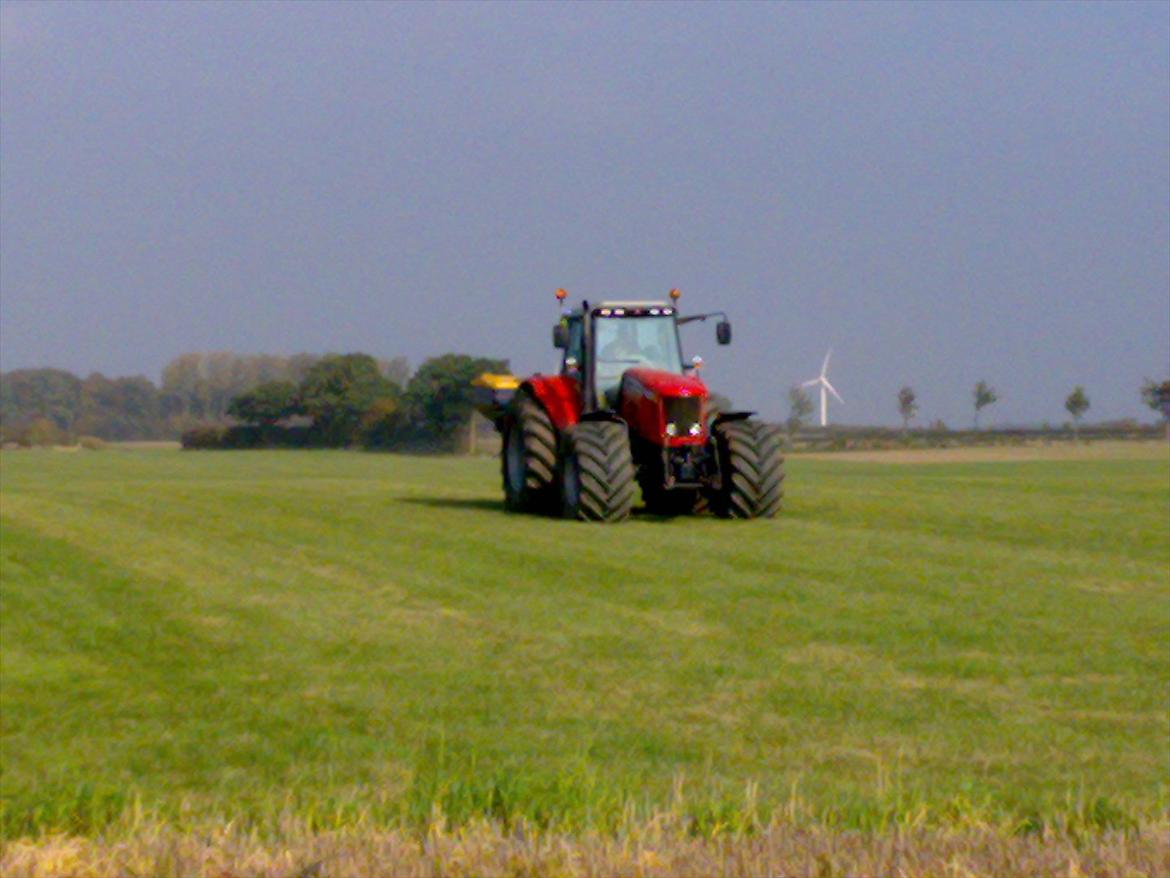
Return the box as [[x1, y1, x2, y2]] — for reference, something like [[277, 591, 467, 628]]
[[472, 373, 521, 391], [472, 372, 520, 426]]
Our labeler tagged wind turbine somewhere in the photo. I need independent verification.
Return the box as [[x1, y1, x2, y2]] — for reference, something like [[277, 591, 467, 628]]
[[802, 349, 844, 428]]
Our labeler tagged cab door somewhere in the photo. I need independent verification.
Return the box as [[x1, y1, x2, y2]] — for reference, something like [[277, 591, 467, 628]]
[[562, 317, 585, 375]]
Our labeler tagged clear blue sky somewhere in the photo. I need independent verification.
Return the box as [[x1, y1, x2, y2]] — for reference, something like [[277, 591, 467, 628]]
[[2, 1, 1167, 426]]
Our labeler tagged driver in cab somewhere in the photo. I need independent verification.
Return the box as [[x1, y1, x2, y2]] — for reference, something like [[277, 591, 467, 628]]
[[596, 321, 650, 408], [599, 321, 644, 363]]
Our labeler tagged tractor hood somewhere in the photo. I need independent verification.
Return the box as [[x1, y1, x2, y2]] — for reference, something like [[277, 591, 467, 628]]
[[621, 367, 707, 400], [620, 367, 709, 446]]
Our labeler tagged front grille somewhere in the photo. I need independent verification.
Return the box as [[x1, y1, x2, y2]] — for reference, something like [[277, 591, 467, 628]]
[[664, 397, 702, 436]]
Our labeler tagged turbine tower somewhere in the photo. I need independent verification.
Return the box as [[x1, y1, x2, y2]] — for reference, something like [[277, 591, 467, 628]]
[[802, 349, 844, 428]]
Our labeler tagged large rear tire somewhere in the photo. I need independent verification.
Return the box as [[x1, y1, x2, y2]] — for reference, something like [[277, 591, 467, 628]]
[[561, 421, 636, 523], [502, 392, 558, 513], [711, 420, 785, 519]]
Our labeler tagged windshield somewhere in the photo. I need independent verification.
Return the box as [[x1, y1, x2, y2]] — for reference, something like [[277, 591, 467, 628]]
[[593, 315, 683, 402]]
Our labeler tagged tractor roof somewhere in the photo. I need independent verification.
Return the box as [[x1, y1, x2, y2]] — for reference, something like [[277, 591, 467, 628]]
[[593, 301, 673, 312], [563, 301, 676, 318]]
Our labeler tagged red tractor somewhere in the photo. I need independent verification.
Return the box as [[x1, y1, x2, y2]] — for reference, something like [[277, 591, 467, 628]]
[[476, 290, 784, 522]]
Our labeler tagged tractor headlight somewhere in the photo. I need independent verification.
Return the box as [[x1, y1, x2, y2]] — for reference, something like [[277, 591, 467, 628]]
[[665, 422, 678, 437], [688, 422, 702, 436]]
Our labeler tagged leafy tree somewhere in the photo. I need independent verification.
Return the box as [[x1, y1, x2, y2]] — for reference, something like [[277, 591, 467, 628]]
[[251, 354, 302, 385], [973, 380, 997, 429], [1141, 378, 1170, 439], [0, 369, 83, 437], [160, 353, 209, 419], [161, 352, 324, 424], [359, 397, 404, 448], [24, 417, 66, 447], [1064, 386, 1090, 440], [286, 353, 322, 384], [299, 354, 398, 445], [227, 381, 299, 427], [787, 386, 813, 433], [200, 352, 257, 420], [77, 374, 161, 440], [897, 386, 918, 434], [404, 354, 508, 449]]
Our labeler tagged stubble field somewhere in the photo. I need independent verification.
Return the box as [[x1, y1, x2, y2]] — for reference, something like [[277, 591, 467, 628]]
[[1, 444, 1167, 876]]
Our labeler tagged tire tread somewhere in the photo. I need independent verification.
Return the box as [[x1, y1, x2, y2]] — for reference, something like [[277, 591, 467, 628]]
[[563, 421, 635, 523], [712, 419, 785, 519], [502, 393, 558, 513]]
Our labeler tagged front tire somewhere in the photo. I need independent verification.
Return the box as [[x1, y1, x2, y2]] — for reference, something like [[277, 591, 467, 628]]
[[502, 393, 558, 513], [560, 421, 636, 522], [710, 420, 785, 519]]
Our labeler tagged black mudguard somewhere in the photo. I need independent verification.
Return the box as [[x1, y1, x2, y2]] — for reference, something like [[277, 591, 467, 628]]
[[711, 410, 754, 428]]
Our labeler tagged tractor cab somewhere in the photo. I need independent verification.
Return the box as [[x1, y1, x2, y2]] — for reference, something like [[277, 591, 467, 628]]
[[555, 302, 686, 409]]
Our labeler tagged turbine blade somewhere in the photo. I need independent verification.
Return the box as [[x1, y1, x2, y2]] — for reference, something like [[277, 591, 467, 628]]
[[823, 379, 844, 404], [821, 349, 832, 377], [801, 378, 820, 388]]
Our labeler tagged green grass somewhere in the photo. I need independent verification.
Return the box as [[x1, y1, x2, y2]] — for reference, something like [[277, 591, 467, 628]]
[[1, 448, 1167, 837]]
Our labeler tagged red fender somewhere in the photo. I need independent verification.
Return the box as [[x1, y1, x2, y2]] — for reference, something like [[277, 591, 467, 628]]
[[521, 374, 582, 432]]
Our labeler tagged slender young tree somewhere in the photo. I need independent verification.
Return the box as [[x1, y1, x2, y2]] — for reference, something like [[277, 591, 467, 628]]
[[973, 380, 997, 429], [787, 385, 814, 433], [1064, 386, 1090, 441], [897, 386, 918, 435]]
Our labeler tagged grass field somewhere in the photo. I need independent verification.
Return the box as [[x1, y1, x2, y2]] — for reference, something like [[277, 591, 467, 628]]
[[1, 445, 1168, 872]]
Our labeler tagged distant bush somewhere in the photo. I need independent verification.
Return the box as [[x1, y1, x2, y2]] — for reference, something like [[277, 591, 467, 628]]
[[77, 436, 107, 451], [24, 418, 67, 447], [180, 426, 226, 450], [181, 423, 324, 450], [220, 425, 263, 449], [0, 427, 30, 448], [280, 426, 319, 448]]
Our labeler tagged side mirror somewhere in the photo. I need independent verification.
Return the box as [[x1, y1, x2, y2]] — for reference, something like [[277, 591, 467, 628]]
[[553, 324, 569, 349], [716, 320, 732, 345]]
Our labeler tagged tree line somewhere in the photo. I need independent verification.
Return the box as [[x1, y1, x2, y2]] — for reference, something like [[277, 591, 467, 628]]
[[0, 351, 505, 451], [189, 352, 505, 451], [786, 378, 1170, 436], [5, 355, 1168, 448]]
